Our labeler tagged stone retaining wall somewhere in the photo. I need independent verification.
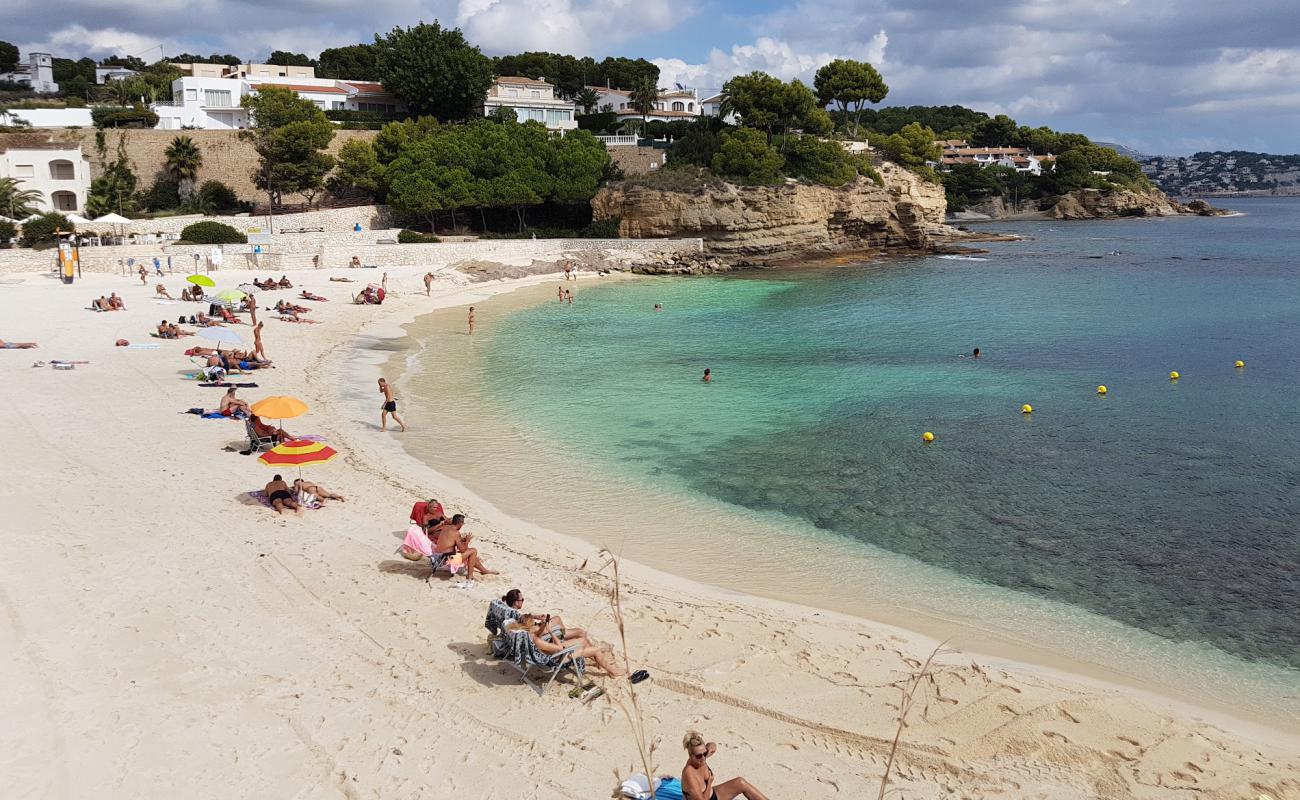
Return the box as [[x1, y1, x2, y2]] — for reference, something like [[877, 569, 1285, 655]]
[[74, 205, 394, 238], [0, 238, 703, 274]]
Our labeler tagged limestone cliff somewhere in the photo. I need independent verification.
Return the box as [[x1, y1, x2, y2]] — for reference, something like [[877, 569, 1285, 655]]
[[590, 163, 949, 264], [1050, 187, 1189, 219]]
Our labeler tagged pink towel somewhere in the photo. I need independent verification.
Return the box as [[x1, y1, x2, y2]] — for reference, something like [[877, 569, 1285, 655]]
[[403, 524, 433, 557]]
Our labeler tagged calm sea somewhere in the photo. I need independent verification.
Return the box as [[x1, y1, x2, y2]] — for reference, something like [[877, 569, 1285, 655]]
[[398, 198, 1300, 719]]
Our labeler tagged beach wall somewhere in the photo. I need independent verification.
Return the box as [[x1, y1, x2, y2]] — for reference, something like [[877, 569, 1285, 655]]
[[0, 237, 703, 274]]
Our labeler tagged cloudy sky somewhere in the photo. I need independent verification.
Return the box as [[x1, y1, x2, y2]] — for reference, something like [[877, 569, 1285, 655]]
[[5, 0, 1297, 154]]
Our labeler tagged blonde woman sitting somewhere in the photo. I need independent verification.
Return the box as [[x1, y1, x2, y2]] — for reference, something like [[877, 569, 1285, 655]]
[[507, 615, 627, 677]]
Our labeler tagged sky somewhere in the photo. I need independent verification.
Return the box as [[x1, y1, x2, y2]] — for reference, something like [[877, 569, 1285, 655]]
[[4, 0, 1298, 155]]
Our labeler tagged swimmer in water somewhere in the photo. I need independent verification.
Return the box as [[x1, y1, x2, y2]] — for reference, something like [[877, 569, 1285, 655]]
[[702, 368, 711, 383], [973, 347, 981, 358]]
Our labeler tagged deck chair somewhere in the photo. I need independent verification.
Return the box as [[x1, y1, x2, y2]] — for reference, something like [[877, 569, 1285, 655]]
[[245, 418, 277, 452], [399, 525, 466, 582], [490, 628, 585, 695]]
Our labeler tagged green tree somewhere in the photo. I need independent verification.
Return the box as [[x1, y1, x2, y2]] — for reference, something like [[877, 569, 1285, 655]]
[[180, 220, 246, 243], [86, 135, 139, 216], [547, 129, 609, 204], [667, 129, 722, 168], [101, 54, 146, 70], [971, 114, 1018, 146], [783, 135, 858, 186], [596, 57, 659, 91], [723, 73, 822, 145], [0, 41, 20, 74], [711, 127, 784, 184], [267, 50, 315, 67], [877, 122, 941, 168], [240, 86, 336, 207], [20, 212, 73, 248], [317, 44, 380, 80], [629, 77, 659, 128], [374, 22, 494, 121], [171, 53, 242, 67], [813, 59, 889, 137], [164, 135, 203, 201], [140, 177, 181, 211], [1051, 149, 1095, 192], [327, 139, 383, 201], [0, 177, 43, 218], [575, 87, 600, 114], [487, 105, 518, 124]]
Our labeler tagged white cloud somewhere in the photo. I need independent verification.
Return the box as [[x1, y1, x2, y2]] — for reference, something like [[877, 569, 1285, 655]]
[[25, 25, 169, 59], [653, 31, 887, 93], [454, 0, 680, 54]]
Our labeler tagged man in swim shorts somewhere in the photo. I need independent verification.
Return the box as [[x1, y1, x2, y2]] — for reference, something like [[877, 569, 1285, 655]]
[[265, 474, 300, 514], [378, 377, 406, 432]]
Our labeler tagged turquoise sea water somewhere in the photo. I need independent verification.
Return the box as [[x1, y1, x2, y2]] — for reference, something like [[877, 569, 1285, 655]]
[[464, 199, 1300, 676]]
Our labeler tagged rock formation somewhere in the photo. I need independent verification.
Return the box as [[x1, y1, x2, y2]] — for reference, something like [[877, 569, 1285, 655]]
[[591, 163, 951, 265], [1049, 187, 1190, 219]]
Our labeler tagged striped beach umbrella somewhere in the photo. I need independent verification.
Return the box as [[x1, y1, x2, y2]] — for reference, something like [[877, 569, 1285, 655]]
[[258, 439, 338, 478]]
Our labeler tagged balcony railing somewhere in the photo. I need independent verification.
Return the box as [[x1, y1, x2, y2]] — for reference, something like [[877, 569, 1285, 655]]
[[151, 99, 184, 107], [595, 134, 638, 147]]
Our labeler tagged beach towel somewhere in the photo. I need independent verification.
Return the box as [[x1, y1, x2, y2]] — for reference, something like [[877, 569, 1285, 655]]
[[126, 343, 161, 350], [199, 382, 259, 388], [619, 775, 682, 800], [247, 490, 319, 510], [485, 598, 523, 636], [402, 524, 434, 558]]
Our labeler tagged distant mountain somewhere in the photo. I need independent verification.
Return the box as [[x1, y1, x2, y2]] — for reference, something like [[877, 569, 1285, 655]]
[[1137, 150, 1300, 197], [1095, 141, 1150, 161]]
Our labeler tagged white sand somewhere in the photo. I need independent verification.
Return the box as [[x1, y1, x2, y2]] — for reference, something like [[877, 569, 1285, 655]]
[[1, 265, 1297, 800]]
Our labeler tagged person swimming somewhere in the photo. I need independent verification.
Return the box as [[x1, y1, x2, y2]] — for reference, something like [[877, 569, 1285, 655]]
[[702, 368, 712, 383]]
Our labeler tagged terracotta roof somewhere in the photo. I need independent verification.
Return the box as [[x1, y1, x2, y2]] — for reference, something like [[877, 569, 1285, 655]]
[[588, 85, 630, 94], [340, 81, 388, 94], [250, 83, 347, 94], [495, 76, 553, 86]]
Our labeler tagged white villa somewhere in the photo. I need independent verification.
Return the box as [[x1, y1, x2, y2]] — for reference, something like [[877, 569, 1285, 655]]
[[0, 144, 91, 214], [151, 64, 405, 130], [584, 86, 704, 124], [0, 52, 59, 94], [934, 141, 1053, 176], [483, 77, 577, 131], [95, 66, 138, 84]]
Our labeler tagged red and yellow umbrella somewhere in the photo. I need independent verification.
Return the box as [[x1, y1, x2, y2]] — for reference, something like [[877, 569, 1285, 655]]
[[258, 439, 338, 477]]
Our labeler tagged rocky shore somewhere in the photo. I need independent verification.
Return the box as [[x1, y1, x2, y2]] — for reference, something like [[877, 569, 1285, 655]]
[[952, 188, 1228, 222]]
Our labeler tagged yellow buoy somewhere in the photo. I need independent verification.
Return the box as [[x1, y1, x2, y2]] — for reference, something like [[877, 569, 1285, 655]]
[[1097, 385, 1107, 395], [922, 431, 935, 443], [1169, 371, 1180, 380], [1234, 360, 1245, 368], [1021, 404, 1033, 414]]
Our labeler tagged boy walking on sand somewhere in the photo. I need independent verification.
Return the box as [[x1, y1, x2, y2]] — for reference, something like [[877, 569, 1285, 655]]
[[378, 378, 406, 432]]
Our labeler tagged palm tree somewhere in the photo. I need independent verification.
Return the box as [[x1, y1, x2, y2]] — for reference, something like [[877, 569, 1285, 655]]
[[629, 78, 659, 131], [164, 135, 203, 201], [0, 178, 43, 219], [575, 87, 600, 115]]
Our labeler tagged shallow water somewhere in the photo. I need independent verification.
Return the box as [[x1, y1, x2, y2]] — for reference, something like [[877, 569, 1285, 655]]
[[397, 198, 1300, 720]]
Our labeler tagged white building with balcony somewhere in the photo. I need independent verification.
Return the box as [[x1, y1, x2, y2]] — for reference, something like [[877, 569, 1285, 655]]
[[483, 77, 576, 131], [152, 75, 406, 130], [0, 145, 91, 214], [585, 86, 702, 124]]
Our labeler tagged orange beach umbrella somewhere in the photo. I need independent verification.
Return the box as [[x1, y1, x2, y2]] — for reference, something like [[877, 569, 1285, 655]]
[[251, 395, 309, 420]]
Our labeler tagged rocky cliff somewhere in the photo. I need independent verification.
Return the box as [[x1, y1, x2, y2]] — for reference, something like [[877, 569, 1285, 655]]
[[1050, 187, 1190, 219], [591, 163, 950, 264]]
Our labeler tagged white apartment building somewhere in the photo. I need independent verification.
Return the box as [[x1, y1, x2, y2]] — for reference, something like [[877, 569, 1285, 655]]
[[483, 77, 576, 131], [935, 141, 1053, 176], [95, 66, 138, 84], [0, 52, 59, 94], [0, 145, 91, 214], [152, 72, 406, 130]]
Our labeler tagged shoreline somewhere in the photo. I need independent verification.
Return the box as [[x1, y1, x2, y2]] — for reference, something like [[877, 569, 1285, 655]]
[[2, 263, 1298, 798], [380, 272, 1300, 737]]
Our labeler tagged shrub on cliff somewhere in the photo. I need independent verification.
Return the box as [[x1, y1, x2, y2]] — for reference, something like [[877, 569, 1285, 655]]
[[0, 219, 17, 245], [397, 229, 440, 243], [193, 180, 242, 213], [91, 106, 160, 129], [180, 221, 246, 244], [710, 128, 784, 185], [783, 136, 858, 186], [20, 212, 72, 248]]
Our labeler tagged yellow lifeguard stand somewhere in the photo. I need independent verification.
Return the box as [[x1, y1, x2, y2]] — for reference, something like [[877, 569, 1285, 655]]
[[55, 230, 80, 284]]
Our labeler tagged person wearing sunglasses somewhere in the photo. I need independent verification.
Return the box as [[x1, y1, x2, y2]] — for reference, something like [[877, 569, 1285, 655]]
[[681, 731, 769, 800]]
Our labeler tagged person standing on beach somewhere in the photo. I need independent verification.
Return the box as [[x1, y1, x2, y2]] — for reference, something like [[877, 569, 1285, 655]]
[[252, 321, 267, 360], [138, 264, 147, 285], [681, 731, 769, 800], [424, 272, 434, 296], [467, 306, 476, 335], [378, 378, 406, 432]]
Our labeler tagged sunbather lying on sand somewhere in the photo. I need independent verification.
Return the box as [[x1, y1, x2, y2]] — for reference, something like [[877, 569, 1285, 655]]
[[300, 290, 327, 302], [329, 277, 354, 282], [218, 306, 245, 324], [278, 275, 293, 288], [293, 478, 345, 505], [92, 296, 111, 311], [265, 475, 300, 514], [0, 339, 38, 349], [505, 616, 627, 677], [275, 300, 311, 314], [156, 284, 174, 299], [158, 320, 193, 338], [195, 312, 223, 327]]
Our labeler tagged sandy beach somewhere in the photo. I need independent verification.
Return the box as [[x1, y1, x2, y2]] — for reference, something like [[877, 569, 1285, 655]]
[[2, 263, 1298, 800]]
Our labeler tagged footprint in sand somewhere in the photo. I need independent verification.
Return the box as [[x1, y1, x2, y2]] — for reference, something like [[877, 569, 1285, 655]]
[[1058, 708, 1081, 724], [1042, 730, 1071, 744], [997, 704, 1022, 716], [1117, 736, 1143, 748]]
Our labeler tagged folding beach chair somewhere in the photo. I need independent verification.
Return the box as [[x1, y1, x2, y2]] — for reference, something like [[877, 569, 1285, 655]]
[[490, 628, 585, 695], [245, 418, 277, 452]]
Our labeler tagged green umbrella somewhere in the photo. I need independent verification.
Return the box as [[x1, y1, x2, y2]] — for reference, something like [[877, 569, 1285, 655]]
[[215, 289, 247, 302], [186, 274, 216, 287]]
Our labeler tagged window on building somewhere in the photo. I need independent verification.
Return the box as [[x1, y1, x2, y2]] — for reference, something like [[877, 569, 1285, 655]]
[[51, 191, 77, 211], [672, 102, 684, 111], [49, 160, 75, 180], [186, 89, 198, 101], [530, 90, 540, 98], [545, 109, 571, 126], [507, 89, 519, 97], [204, 89, 232, 107], [14, 164, 35, 178], [688, 103, 694, 111], [526, 107, 545, 123], [332, 101, 344, 110]]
